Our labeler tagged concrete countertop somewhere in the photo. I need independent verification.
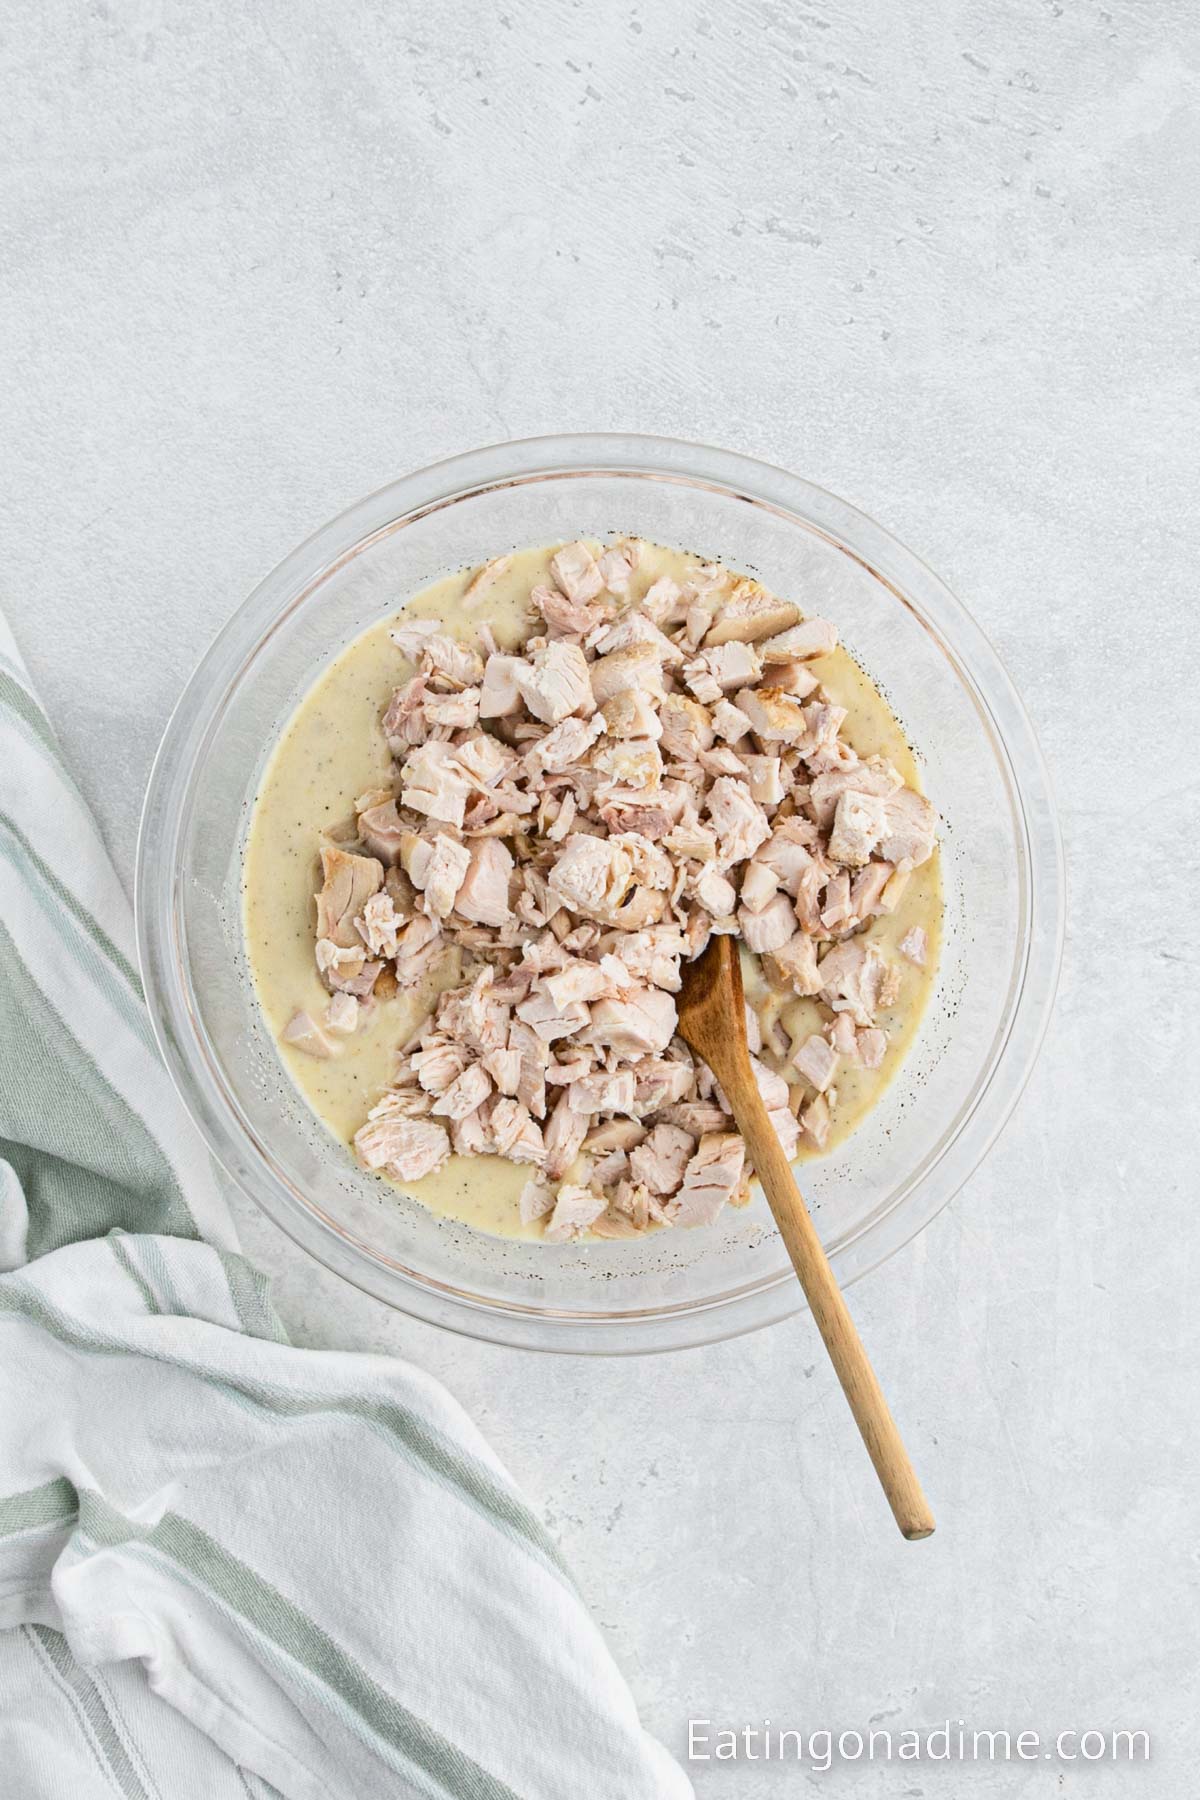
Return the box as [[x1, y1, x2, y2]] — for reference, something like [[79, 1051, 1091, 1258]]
[[4, 3, 1196, 1791]]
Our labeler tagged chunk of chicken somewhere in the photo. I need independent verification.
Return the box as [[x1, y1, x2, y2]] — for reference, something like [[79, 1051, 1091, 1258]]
[[737, 892, 798, 953], [629, 1122, 694, 1195], [420, 835, 471, 920], [769, 931, 822, 997], [878, 789, 938, 868], [706, 777, 771, 862], [543, 1091, 590, 1179], [759, 618, 838, 661], [490, 1098, 546, 1165], [659, 694, 714, 758], [548, 834, 634, 921], [463, 554, 513, 607], [588, 986, 678, 1057], [544, 1183, 607, 1242], [354, 1107, 450, 1180], [282, 1010, 341, 1059], [400, 742, 472, 828], [315, 847, 383, 948], [514, 641, 595, 725], [818, 937, 898, 1027], [827, 789, 890, 868], [357, 797, 405, 866], [453, 837, 514, 927], [550, 540, 604, 605], [667, 1132, 746, 1227], [478, 654, 525, 719], [793, 1033, 839, 1092], [734, 685, 809, 744], [703, 583, 801, 646], [601, 689, 664, 740], [589, 643, 668, 706]]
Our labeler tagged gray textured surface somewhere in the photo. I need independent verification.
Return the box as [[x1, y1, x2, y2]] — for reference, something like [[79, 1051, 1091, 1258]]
[[3, 2, 1197, 1792]]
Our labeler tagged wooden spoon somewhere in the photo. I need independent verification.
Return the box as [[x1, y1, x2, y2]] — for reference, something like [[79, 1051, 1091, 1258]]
[[677, 934, 935, 1541]]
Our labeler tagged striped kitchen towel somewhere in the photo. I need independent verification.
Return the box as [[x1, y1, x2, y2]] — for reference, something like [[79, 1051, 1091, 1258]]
[[0, 610, 691, 1800]]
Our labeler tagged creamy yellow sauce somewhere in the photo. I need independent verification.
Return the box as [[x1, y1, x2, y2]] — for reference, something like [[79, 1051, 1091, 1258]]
[[243, 541, 941, 1240]]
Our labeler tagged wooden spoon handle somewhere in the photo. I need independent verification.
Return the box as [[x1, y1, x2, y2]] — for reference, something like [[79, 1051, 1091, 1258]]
[[732, 1071, 935, 1541]]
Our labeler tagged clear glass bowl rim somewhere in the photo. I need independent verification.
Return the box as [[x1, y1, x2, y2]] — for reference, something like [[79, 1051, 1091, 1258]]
[[136, 433, 1064, 1354]]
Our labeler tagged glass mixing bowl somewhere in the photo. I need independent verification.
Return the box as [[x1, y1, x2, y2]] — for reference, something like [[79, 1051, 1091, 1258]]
[[136, 435, 1063, 1352]]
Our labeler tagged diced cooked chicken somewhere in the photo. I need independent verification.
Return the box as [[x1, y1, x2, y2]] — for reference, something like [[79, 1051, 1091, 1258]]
[[419, 835, 471, 920], [390, 623, 484, 688], [515, 990, 591, 1044], [738, 860, 778, 914], [424, 688, 481, 730], [769, 1106, 801, 1161], [593, 738, 664, 792], [899, 925, 928, 966], [543, 1091, 590, 1179], [827, 789, 890, 867], [478, 654, 525, 719], [667, 1132, 745, 1227], [640, 574, 682, 621], [737, 892, 797, 953], [357, 797, 406, 865], [454, 837, 514, 927], [589, 643, 668, 706], [763, 658, 820, 698], [568, 1068, 637, 1116], [400, 742, 472, 828], [800, 1093, 832, 1150], [703, 583, 801, 646], [588, 987, 677, 1057], [878, 789, 938, 868], [357, 891, 404, 958], [706, 777, 771, 862], [601, 689, 663, 740], [382, 678, 429, 751], [744, 755, 785, 805], [659, 693, 715, 758], [629, 1122, 694, 1195], [759, 617, 838, 661], [598, 543, 639, 594], [490, 1098, 546, 1165], [524, 713, 606, 774], [324, 538, 937, 1232], [544, 1183, 607, 1242], [393, 913, 444, 986], [547, 834, 633, 921], [354, 1104, 451, 1180], [533, 582, 610, 638], [324, 992, 360, 1035], [519, 1176, 556, 1223], [592, 612, 685, 664], [711, 698, 753, 743], [809, 759, 902, 829], [818, 938, 897, 1027], [282, 1010, 341, 1059], [794, 1034, 839, 1092], [693, 867, 738, 918], [685, 641, 761, 699], [849, 860, 894, 920], [316, 846, 383, 948], [734, 685, 810, 743], [550, 540, 604, 605], [463, 554, 513, 607], [769, 931, 822, 996], [514, 641, 595, 725]]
